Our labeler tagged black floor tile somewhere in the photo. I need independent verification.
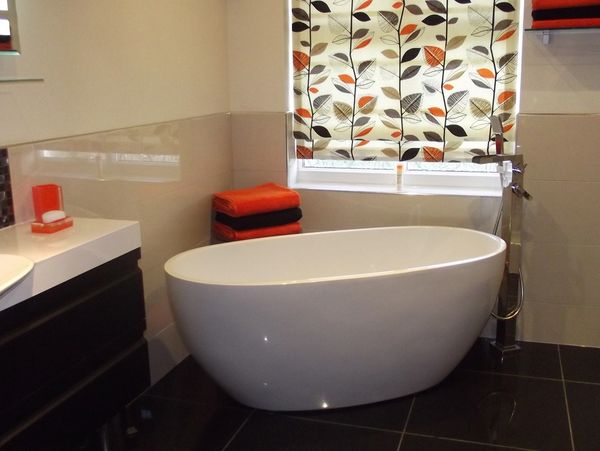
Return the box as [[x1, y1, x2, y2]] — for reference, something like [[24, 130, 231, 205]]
[[559, 345, 600, 383], [225, 412, 401, 451], [123, 395, 250, 451], [566, 382, 600, 451], [289, 395, 414, 431], [147, 357, 244, 408], [400, 434, 533, 450], [406, 371, 571, 451], [458, 338, 562, 379]]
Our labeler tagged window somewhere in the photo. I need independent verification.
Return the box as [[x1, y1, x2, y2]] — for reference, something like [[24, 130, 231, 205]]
[[288, 0, 521, 195], [0, 0, 20, 54]]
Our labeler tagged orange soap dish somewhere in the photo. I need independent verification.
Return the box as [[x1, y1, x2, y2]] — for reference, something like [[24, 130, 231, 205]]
[[31, 216, 74, 234]]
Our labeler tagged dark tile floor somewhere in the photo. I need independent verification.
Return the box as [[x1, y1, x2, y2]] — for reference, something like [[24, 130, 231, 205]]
[[80, 339, 600, 451]]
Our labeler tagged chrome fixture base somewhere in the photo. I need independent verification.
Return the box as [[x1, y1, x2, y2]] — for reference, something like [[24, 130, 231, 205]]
[[490, 340, 521, 356]]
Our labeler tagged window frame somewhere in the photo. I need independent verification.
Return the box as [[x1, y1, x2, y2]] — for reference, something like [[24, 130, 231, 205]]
[[285, 0, 524, 198]]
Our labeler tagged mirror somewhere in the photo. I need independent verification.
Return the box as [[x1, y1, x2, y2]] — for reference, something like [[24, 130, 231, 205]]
[[0, 0, 20, 54]]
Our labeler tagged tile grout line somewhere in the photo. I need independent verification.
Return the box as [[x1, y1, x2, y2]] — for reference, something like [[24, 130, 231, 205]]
[[395, 395, 416, 451], [220, 409, 255, 451], [557, 345, 577, 451], [459, 368, 563, 382], [403, 432, 536, 451], [282, 413, 403, 434]]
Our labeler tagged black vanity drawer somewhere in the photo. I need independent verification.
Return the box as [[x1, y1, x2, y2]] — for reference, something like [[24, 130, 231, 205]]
[[1, 339, 150, 451], [0, 249, 148, 437]]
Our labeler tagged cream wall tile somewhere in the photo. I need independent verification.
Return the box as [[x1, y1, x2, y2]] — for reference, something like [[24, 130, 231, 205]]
[[521, 301, 600, 347], [298, 190, 500, 234], [147, 324, 189, 385], [227, 0, 288, 112], [520, 32, 600, 114], [233, 169, 288, 190], [522, 180, 600, 246], [522, 242, 600, 307], [517, 114, 600, 182], [231, 112, 287, 172]]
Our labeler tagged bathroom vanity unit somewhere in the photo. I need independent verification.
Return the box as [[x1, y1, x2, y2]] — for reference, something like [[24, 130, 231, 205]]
[[0, 218, 150, 449]]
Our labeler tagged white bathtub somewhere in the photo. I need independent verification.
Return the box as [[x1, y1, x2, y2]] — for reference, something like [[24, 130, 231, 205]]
[[165, 226, 505, 411]]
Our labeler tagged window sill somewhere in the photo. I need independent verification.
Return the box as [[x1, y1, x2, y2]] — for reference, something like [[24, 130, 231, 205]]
[[289, 162, 502, 197]]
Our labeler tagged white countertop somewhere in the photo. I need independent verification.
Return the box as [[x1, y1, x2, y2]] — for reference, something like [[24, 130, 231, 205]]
[[0, 218, 141, 313]]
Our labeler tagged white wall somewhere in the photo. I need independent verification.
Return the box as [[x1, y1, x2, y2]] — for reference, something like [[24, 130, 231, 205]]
[[0, 0, 229, 146]]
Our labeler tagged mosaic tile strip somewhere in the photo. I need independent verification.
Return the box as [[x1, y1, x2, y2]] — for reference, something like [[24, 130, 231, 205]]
[[0, 148, 15, 229]]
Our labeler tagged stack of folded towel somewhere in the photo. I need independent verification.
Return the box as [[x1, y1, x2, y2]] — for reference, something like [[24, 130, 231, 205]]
[[212, 183, 302, 241], [532, 0, 600, 29]]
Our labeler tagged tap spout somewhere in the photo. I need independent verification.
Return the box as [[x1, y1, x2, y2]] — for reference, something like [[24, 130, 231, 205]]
[[490, 115, 504, 155], [472, 154, 518, 165]]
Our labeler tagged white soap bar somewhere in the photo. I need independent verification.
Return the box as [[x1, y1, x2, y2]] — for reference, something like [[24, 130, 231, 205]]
[[42, 210, 67, 224]]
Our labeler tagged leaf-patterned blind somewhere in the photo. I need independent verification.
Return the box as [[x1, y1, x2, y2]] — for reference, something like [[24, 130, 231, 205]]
[[291, 0, 520, 162]]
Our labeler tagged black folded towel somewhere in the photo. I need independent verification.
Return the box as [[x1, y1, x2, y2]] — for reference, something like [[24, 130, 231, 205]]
[[532, 5, 600, 20], [215, 207, 303, 231]]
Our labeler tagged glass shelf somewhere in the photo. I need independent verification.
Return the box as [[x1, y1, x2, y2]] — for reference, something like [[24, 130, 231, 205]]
[[525, 27, 600, 32], [0, 77, 44, 83], [524, 27, 600, 44]]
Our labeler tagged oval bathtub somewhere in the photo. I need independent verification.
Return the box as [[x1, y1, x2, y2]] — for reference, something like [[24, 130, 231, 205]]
[[165, 226, 506, 411]]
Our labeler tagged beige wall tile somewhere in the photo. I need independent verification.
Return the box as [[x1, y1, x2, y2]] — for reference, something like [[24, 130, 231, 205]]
[[298, 190, 500, 234], [521, 301, 600, 347], [517, 114, 600, 182], [233, 169, 288, 190], [522, 180, 600, 246], [147, 324, 189, 385], [522, 242, 600, 307], [231, 112, 287, 172], [520, 32, 600, 114]]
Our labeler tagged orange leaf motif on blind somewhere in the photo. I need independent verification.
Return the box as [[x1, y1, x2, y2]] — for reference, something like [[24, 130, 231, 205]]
[[428, 107, 445, 117], [355, 38, 372, 49], [293, 51, 310, 71], [358, 96, 375, 108], [497, 91, 515, 104], [400, 24, 417, 35], [356, 127, 373, 138], [424, 146, 443, 162], [356, 0, 373, 11], [497, 29, 516, 42], [424, 46, 445, 67], [477, 68, 495, 79], [339, 74, 355, 84], [296, 108, 312, 118]]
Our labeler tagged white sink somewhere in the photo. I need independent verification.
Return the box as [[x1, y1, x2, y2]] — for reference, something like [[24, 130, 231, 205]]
[[0, 254, 34, 296]]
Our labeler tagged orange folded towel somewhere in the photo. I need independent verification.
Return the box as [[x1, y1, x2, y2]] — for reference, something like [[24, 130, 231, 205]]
[[213, 221, 302, 241], [532, 0, 600, 10], [213, 183, 301, 218], [532, 17, 600, 28]]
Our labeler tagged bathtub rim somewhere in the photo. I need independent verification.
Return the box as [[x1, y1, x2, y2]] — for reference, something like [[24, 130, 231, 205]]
[[164, 225, 506, 288]]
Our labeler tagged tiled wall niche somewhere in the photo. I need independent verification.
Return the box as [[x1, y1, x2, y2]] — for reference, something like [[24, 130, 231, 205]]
[[7, 113, 233, 382], [0, 148, 15, 229]]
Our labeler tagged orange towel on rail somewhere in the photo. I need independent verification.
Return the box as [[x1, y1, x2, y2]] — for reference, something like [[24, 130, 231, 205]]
[[532, 17, 600, 28], [213, 221, 302, 241], [213, 183, 301, 218], [532, 0, 600, 9]]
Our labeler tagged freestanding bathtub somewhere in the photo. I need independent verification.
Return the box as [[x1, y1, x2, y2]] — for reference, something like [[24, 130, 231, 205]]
[[165, 226, 506, 411]]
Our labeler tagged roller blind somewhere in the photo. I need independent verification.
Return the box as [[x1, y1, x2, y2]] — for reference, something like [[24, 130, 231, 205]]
[[291, 0, 520, 162]]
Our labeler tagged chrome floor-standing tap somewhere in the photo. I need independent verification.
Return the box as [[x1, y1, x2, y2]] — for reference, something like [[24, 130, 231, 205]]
[[472, 116, 532, 355]]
